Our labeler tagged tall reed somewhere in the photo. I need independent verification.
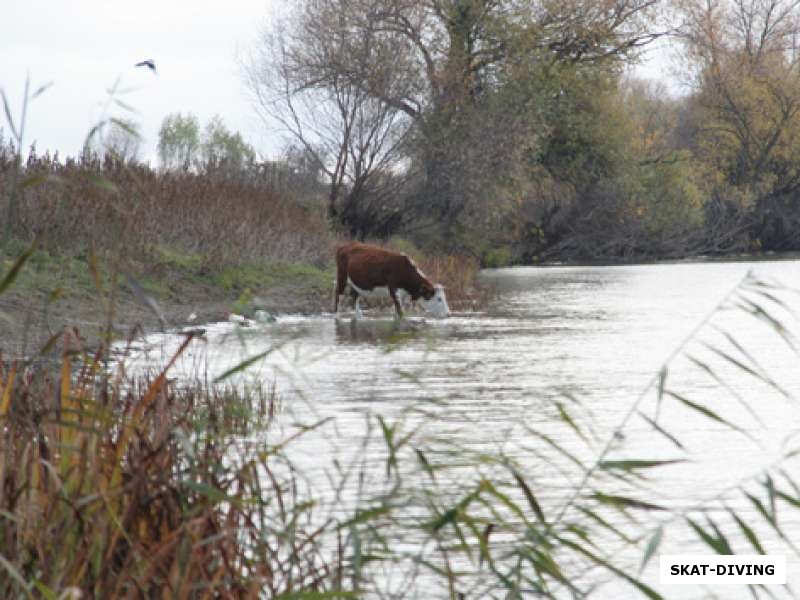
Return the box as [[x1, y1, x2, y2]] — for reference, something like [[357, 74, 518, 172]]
[[0, 330, 349, 598]]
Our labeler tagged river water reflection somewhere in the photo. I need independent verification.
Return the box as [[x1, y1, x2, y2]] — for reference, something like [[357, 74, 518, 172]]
[[130, 259, 800, 598]]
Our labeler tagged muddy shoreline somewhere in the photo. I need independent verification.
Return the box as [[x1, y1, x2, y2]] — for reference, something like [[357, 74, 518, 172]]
[[8, 250, 793, 359], [0, 281, 330, 360]]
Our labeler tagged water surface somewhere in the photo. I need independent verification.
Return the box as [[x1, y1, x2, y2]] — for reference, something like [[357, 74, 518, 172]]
[[131, 259, 800, 597]]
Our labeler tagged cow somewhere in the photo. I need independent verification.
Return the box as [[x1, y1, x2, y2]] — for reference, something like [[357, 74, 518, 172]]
[[334, 242, 450, 319]]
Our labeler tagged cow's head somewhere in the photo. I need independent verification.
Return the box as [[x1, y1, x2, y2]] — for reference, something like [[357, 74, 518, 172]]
[[420, 283, 450, 318]]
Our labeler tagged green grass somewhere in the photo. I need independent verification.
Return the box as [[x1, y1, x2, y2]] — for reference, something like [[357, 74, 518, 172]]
[[482, 245, 513, 268], [2, 241, 333, 322], [3, 244, 190, 301], [209, 260, 332, 293], [2, 246, 97, 298], [150, 244, 204, 273], [147, 244, 332, 295]]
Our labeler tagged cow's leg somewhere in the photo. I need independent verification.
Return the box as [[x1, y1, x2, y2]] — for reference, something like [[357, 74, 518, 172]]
[[333, 281, 343, 315], [334, 257, 348, 314], [389, 287, 404, 319], [395, 288, 415, 313], [334, 282, 349, 315], [354, 295, 364, 320]]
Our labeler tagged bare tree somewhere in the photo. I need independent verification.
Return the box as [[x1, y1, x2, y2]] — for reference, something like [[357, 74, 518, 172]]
[[279, 0, 665, 119], [247, 8, 413, 238]]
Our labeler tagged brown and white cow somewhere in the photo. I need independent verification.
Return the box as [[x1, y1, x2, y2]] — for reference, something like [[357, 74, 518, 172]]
[[334, 242, 450, 319]]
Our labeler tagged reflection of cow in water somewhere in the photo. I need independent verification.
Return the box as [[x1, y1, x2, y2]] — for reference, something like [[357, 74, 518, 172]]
[[334, 242, 450, 319]]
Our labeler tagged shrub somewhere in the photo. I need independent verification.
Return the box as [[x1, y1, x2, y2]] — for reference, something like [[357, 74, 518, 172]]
[[482, 246, 513, 268]]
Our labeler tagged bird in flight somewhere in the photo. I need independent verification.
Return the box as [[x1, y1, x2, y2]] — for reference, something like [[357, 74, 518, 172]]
[[135, 59, 156, 73]]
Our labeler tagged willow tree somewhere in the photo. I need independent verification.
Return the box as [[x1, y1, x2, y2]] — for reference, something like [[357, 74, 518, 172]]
[[680, 0, 800, 250]]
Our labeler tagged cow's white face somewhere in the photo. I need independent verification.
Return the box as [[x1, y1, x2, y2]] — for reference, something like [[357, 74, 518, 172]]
[[420, 284, 450, 318]]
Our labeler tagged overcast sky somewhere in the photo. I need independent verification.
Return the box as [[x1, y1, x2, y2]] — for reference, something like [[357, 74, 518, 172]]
[[2, 0, 675, 165]]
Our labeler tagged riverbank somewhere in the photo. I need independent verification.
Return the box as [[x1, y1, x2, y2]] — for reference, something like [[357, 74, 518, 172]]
[[0, 245, 333, 358], [5, 243, 796, 358], [528, 249, 800, 268], [0, 242, 486, 358]]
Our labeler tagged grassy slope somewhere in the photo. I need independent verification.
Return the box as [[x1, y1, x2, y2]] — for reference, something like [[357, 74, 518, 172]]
[[0, 243, 333, 357]]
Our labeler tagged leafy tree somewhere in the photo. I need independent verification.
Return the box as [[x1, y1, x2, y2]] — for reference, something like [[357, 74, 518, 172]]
[[511, 69, 638, 259], [158, 113, 200, 171], [199, 115, 256, 171], [679, 0, 800, 250], [508, 73, 710, 261], [621, 80, 705, 249], [249, 0, 665, 242], [158, 113, 256, 174]]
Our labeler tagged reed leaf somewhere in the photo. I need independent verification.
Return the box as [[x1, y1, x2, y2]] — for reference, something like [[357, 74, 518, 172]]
[[0, 245, 34, 295], [576, 506, 635, 544], [511, 469, 546, 523], [555, 401, 587, 444], [557, 536, 664, 600], [599, 459, 685, 471], [0, 89, 19, 141], [727, 507, 766, 554], [0, 363, 16, 417], [213, 345, 278, 382], [666, 391, 751, 438], [639, 525, 663, 575], [637, 411, 686, 450], [592, 492, 666, 512]]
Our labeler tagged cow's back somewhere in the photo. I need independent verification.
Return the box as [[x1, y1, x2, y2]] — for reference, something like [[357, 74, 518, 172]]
[[336, 242, 408, 290]]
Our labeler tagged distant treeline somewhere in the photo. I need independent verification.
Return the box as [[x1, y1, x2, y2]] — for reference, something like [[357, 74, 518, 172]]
[[239, 0, 800, 264], [6, 0, 800, 266]]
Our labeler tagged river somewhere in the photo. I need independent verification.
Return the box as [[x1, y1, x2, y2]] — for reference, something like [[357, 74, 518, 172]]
[[128, 258, 800, 598]]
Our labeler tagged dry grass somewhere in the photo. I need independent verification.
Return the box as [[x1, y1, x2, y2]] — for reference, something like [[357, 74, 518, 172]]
[[0, 147, 336, 269], [382, 238, 489, 311], [417, 254, 489, 311], [0, 330, 344, 598]]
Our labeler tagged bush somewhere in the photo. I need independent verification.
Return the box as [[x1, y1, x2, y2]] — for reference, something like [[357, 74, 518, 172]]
[[482, 246, 513, 268]]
